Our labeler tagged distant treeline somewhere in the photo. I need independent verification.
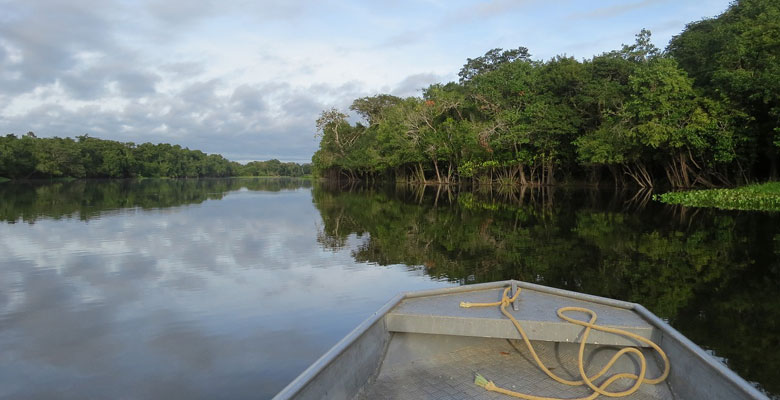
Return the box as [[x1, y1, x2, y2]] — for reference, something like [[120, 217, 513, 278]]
[[313, 0, 779, 188], [0, 134, 312, 179]]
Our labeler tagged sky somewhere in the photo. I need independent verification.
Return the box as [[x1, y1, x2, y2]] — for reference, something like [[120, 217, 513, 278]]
[[0, 0, 732, 163]]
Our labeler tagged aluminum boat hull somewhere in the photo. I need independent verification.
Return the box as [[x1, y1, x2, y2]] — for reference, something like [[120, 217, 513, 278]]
[[274, 280, 766, 400]]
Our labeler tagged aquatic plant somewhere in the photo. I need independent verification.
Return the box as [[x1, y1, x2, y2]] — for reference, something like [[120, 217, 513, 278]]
[[655, 182, 780, 211]]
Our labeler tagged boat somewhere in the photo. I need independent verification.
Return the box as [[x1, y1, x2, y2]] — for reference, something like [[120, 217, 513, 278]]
[[273, 280, 766, 399]]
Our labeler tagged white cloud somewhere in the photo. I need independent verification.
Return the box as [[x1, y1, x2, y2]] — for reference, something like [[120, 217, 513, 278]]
[[0, 0, 733, 161]]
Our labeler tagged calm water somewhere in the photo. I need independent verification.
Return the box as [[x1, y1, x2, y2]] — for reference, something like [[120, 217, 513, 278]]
[[0, 179, 778, 399]]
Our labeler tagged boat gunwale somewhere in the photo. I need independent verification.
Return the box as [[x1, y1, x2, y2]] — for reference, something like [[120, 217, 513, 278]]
[[273, 280, 767, 400], [633, 304, 766, 399], [272, 281, 511, 399]]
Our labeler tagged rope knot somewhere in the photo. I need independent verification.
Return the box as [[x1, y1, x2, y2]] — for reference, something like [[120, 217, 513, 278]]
[[500, 287, 520, 307]]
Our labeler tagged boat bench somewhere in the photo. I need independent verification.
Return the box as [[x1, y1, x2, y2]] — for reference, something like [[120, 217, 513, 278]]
[[385, 286, 659, 347]]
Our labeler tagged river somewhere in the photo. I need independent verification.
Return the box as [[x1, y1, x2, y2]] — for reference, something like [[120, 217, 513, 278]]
[[0, 178, 777, 399]]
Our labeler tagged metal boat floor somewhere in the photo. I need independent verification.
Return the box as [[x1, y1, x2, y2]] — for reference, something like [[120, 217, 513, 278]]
[[355, 334, 674, 400]]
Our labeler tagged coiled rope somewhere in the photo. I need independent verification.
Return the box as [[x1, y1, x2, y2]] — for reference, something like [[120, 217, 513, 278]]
[[459, 287, 670, 400]]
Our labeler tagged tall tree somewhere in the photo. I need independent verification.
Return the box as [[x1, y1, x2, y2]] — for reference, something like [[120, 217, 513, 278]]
[[349, 94, 403, 126], [458, 47, 532, 83], [668, 0, 780, 177]]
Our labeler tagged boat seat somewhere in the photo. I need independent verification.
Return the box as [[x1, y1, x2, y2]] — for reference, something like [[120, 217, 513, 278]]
[[385, 287, 658, 347]]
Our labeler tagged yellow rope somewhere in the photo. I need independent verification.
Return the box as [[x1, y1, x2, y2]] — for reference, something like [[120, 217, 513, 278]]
[[460, 287, 670, 400]]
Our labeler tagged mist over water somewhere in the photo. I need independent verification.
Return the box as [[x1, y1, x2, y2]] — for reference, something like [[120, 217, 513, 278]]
[[0, 179, 777, 399]]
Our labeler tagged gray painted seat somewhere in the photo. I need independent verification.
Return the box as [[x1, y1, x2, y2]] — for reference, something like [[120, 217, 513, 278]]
[[386, 286, 657, 347]]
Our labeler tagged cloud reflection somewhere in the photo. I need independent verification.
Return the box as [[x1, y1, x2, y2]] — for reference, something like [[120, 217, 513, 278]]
[[0, 180, 452, 399]]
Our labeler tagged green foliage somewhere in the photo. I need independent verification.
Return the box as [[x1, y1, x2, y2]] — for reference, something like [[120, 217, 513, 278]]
[[349, 94, 403, 125], [313, 0, 779, 187], [656, 182, 780, 211], [236, 159, 312, 177], [0, 134, 311, 180], [458, 47, 532, 83], [668, 0, 780, 175]]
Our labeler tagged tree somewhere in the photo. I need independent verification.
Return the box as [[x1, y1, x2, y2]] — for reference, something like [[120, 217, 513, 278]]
[[619, 29, 659, 62], [458, 47, 532, 83], [310, 3, 778, 188], [668, 0, 780, 178], [314, 108, 369, 180], [349, 94, 403, 126]]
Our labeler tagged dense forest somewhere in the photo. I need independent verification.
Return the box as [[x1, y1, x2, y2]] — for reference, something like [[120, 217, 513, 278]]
[[0, 134, 311, 179], [312, 0, 779, 188]]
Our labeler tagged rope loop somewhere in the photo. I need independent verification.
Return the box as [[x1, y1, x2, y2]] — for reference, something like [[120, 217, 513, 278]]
[[460, 286, 670, 400]]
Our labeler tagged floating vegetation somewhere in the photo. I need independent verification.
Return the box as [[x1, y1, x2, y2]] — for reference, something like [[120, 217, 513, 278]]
[[655, 182, 780, 212]]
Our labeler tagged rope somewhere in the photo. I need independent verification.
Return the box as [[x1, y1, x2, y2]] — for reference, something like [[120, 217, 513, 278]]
[[460, 287, 670, 400]]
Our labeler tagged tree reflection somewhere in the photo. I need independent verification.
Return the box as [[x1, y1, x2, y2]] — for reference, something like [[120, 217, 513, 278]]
[[312, 183, 780, 395], [0, 178, 312, 223]]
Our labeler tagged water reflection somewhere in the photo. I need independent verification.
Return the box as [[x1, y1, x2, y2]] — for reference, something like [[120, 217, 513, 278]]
[[0, 178, 453, 399], [0, 177, 312, 223], [0, 179, 777, 399], [312, 182, 780, 397]]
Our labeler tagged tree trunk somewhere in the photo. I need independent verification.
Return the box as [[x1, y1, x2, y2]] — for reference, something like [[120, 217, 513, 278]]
[[417, 162, 426, 183], [519, 164, 528, 186], [679, 153, 691, 188], [546, 161, 555, 185], [609, 165, 620, 188], [433, 158, 442, 184], [769, 147, 778, 180]]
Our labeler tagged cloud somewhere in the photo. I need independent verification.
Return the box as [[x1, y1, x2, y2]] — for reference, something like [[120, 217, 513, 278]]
[[447, 0, 531, 23], [0, 0, 733, 162], [177, 79, 223, 108], [114, 70, 161, 97], [142, 0, 316, 27], [229, 84, 269, 118], [567, 0, 671, 20], [143, 0, 221, 26], [0, 0, 120, 95], [58, 61, 161, 100], [0, 0, 379, 163], [390, 72, 443, 97], [282, 91, 323, 119], [0, 76, 371, 162], [159, 61, 207, 77], [376, 30, 430, 49], [374, 0, 533, 50]]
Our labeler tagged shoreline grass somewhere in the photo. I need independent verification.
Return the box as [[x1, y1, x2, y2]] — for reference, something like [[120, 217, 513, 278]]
[[655, 182, 780, 211]]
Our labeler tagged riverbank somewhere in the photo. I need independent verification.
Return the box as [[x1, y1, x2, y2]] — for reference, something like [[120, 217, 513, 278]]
[[656, 182, 780, 211]]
